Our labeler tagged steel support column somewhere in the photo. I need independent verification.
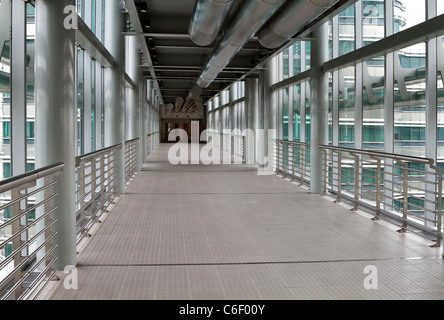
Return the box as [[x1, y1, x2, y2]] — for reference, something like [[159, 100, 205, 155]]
[[35, 0, 77, 268]]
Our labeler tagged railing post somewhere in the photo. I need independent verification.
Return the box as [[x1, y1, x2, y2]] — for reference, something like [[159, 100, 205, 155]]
[[351, 152, 360, 211], [398, 161, 409, 233], [300, 145, 305, 186], [335, 151, 342, 203], [276, 141, 280, 175], [432, 166, 442, 248], [291, 144, 295, 182], [12, 188, 25, 299], [322, 148, 327, 196], [372, 157, 382, 221], [283, 142, 287, 179]]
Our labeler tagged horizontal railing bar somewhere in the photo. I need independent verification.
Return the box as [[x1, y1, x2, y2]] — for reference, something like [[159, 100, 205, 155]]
[[0, 205, 57, 249], [1, 244, 57, 301], [0, 193, 58, 230], [320, 145, 434, 165], [0, 180, 57, 213], [0, 223, 57, 271], [0, 235, 57, 289], [17, 256, 58, 301], [0, 163, 64, 195], [75, 144, 121, 167]]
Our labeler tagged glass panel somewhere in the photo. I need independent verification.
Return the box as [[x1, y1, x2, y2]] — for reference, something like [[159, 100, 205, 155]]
[[91, 58, 96, 152], [282, 87, 289, 141], [339, 4, 355, 56], [339, 66, 356, 148], [362, 0, 385, 47], [283, 48, 289, 79], [293, 84, 301, 142], [91, 0, 96, 34], [363, 56, 385, 151], [305, 81, 311, 143], [394, 42, 426, 157], [437, 35, 444, 172], [328, 19, 333, 60], [328, 72, 333, 145], [305, 41, 311, 71], [26, 3, 36, 172], [77, 48, 85, 156], [439, 0, 444, 16], [293, 42, 301, 75], [394, 0, 426, 34]]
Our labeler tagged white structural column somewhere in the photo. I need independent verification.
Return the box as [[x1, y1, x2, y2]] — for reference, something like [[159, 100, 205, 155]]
[[104, 0, 126, 194], [11, 0, 26, 176], [245, 78, 259, 164], [264, 59, 277, 170], [126, 36, 140, 141], [310, 22, 329, 194], [125, 35, 141, 169], [35, 0, 77, 268]]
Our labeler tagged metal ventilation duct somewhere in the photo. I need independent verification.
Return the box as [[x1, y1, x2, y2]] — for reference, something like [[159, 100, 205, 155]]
[[189, 0, 235, 47], [197, 0, 287, 88], [257, 0, 338, 49]]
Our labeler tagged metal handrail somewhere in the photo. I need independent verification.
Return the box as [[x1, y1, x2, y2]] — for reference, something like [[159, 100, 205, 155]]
[[0, 162, 64, 300], [75, 144, 122, 243], [319, 145, 442, 247], [274, 140, 311, 185], [125, 138, 139, 184]]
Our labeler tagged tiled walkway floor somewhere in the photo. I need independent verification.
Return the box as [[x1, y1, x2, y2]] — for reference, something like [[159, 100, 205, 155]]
[[39, 144, 444, 300]]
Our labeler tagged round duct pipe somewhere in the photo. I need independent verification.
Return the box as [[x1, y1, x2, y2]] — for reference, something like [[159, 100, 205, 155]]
[[197, 0, 287, 88], [257, 0, 338, 49], [189, 0, 235, 47]]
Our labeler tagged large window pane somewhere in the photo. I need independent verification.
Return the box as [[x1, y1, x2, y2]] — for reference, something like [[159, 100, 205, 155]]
[[328, 72, 333, 145], [437, 35, 444, 170], [305, 81, 311, 143], [362, 0, 385, 46], [293, 84, 301, 142], [394, 0, 425, 34], [339, 4, 355, 56], [439, 0, 444, 16], [77, 48, 85, 156], [394, 43, 426, 157], [293, 42, 301, 75], [363, 56, 385, 151], [282, 87, 289, 140], [339, 66, 355, 148], [26, 3, 36, 172]]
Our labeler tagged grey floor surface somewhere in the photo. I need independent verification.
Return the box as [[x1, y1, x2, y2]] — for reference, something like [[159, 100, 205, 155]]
[[38, 144, 444, 300]]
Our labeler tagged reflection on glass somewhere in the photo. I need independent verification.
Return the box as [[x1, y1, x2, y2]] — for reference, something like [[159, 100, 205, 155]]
[[439, 0, 444, 16], [339, 66, 355, 148], [282, 87, 289, 140], [394, 0, 425, 34], [339, 4, 355, 56], [91, 58, 96, 152], [293, 42, 301, 75], [26, 3, 35, 172], [305, 81, 311, 143], [437, 35, 444, 172], [362, 0, 385, 47], [305, 42, 311, 71], [294, 84, 301, 142], [328, 20, 333, 60], [77, 48, 85, 156], [328, 72, 333, 145], [283, 48, 289, 79], [363, 56, 385, 151], [394, 43, 426, 158]]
